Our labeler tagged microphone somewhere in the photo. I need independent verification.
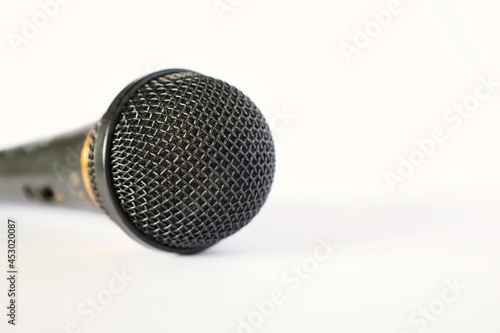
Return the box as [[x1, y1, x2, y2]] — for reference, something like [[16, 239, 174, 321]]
[[0, 69, 276, 254]]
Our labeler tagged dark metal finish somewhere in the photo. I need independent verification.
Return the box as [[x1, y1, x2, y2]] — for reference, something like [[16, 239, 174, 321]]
[[0, 69, 275, 254], [90, 70, 276, 254], [0, 126, 98, 211]]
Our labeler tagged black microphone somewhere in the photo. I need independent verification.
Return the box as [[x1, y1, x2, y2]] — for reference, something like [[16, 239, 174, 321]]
[[0, 69, 276, 254]]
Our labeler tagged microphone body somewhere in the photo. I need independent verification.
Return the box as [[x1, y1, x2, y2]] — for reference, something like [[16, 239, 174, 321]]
[[0, 69, 276, 254], [0, 126, 97, 211]]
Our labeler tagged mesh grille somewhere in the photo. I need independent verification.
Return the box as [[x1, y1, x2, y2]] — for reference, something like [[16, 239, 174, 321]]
[[104, 72, 275, 250]]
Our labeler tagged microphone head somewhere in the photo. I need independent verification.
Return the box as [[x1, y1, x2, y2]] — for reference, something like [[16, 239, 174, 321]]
[[87, 69, 275, 253]]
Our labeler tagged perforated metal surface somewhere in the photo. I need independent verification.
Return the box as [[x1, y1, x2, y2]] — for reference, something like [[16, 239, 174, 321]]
[[91, 71, 275, 251]]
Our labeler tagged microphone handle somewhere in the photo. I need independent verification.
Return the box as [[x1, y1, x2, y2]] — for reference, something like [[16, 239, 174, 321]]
[[0, 125, 100, 212]]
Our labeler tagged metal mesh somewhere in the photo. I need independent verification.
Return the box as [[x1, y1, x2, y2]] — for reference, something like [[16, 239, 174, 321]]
[[103, 72, 275, 250]]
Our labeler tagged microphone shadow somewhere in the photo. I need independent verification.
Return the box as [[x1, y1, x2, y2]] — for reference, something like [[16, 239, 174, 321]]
[[0, 197, 493, 262]]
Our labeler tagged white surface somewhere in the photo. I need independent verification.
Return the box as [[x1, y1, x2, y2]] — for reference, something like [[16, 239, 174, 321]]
[[0, 0, 499, 332]]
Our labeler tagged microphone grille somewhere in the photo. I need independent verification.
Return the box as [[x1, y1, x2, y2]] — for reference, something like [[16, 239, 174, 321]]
[[91, 71, 275, 251]]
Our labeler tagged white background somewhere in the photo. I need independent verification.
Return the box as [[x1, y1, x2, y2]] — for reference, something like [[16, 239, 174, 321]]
[[0, 0, 499, 332]]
